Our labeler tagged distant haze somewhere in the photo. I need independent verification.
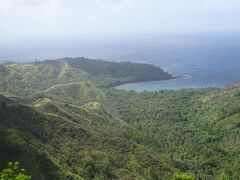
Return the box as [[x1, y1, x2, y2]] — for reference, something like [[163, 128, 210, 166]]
[[1, 0, 240, 41], [1, 0, 240, 61]]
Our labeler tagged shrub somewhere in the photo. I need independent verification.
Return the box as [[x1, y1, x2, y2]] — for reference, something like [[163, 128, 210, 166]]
[[0, 161, 31, 180], [173, 172, 194, 180]]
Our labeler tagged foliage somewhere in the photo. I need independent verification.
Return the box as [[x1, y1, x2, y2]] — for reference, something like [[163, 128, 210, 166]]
[[173, 172, 194, 180], [106, 86, 240, 179], [0, 161, 31, 180], [63, 57, 173, 87], [0, 58, 172, 97], [0, 93, 171, 179], [1, 59, 240, 179]]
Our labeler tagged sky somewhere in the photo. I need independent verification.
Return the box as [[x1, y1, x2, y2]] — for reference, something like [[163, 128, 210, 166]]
[[1, 0, 240, 41]]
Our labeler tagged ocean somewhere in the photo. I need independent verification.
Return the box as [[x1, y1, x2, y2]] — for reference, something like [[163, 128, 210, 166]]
[[1, 33, 240, 91]]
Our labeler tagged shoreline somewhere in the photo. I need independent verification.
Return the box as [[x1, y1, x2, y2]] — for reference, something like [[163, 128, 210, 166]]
[[113, 74, 191, 89]]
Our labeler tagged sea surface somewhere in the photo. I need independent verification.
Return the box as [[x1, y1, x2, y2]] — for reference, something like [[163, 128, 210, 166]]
[[114, 34, 240, 91], [1, 33, 240, 92]]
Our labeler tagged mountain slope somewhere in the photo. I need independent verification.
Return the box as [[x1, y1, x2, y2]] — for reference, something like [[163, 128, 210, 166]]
[[0, 61, 90, 96], [0, 94, 172, 179], [1, 58, 240, 179], [105, 85, 240, 179], [0, 58, 172, 97], [62, 57, 173, 87], [42, 82, 106, 106]]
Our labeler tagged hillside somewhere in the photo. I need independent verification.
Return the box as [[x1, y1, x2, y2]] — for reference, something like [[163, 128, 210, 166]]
[[106, 84, 240, 179], [61, 57, 173, 87], [0, 94, 172, 179], [0, 58, 172, 97], [0, 61, 91, 96], [1, 58, 240, 179]]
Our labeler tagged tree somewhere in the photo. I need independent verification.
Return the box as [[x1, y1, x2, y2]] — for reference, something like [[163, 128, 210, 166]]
[[0, 161, 31, 180], [173, 172, 194, 180], [84, 159, 96, 180]]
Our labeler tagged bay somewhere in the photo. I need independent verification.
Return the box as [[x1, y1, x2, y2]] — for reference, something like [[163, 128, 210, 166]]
[[1, 33, 240, 92]]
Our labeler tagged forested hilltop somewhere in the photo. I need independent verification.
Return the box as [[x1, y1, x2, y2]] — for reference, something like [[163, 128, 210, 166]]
[[0, 58, 239, 179]]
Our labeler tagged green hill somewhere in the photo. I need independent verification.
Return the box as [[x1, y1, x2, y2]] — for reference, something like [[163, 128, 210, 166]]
[[0, 58, 172, 97], [106, 85, 240, 179], [1, 58, 240, 179], [62, 57, 173, 87], [42, 82, 106, 106], [0, 61, 90, 96], [0, 93, 172, 179]]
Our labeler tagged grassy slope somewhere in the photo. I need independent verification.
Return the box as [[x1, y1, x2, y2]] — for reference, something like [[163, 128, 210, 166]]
[[0, 59, 174, 179], [0, 58, 172, 97], [42, 82, 107, 106], [0, 61, 90, 96], [0, 93, 172, 179]]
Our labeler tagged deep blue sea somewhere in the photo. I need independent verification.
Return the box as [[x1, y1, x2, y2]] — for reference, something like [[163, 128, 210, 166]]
[[1, 33, 240, 92]]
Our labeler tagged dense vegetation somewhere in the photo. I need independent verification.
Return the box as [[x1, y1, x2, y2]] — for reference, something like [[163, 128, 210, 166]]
[[0, 161, 31, 180], [0, 92, 171, 179], [0, 58, 171, 97], [0, 58, 240, 179], [63, 57, 172, 87], [105, 86, 240, 179]]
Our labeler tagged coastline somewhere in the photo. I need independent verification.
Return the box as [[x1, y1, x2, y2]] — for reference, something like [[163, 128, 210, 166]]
[[112, 74, 191, 89]]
